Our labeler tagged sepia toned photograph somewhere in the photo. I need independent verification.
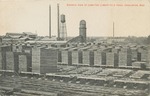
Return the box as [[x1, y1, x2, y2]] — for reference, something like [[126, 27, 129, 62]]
[[0, 0, 150, 96]]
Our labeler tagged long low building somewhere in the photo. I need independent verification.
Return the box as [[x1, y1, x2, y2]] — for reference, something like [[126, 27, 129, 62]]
[[0, 43, 150, 75]]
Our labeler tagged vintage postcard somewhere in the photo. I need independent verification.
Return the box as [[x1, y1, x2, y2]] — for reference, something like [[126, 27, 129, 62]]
[[0, 0, 149, 96]]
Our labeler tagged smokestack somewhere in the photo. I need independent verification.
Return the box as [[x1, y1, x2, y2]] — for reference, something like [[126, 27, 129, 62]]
[[113, 22, 114, 38], [57, 4, 60, 40], [79, 20, 86, 42], [112, 22, 115, 43], [49, 5, 51, 38]]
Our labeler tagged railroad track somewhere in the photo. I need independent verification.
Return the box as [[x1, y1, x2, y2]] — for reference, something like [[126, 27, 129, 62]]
[[0, 76, 148, 96]]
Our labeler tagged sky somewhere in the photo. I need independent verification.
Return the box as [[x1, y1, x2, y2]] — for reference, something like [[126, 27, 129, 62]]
[[0, 0, 150, 37]]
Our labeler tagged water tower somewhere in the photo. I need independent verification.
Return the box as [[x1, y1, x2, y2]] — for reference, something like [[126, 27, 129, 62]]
[[59, 14, 67, 41]]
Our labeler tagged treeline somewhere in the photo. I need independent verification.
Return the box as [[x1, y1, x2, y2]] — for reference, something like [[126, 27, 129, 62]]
[[124, 36, 150, 45]]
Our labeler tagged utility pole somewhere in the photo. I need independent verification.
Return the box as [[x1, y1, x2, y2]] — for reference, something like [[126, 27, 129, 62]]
[[49, 5, 51, 38], [112, 22, 115, 43]]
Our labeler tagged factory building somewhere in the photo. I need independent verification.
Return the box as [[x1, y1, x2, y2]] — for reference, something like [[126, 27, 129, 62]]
[[106, 52, 119, 67], [61, 48, 69, 65], [118, 47, 132, 67], [32, 46, 58, 74], [2, 32, 37, 43], [67, 20, 87, 43], [40, 47, 58, 74], [0, 44, 58, 74], [94, 49, 102, 66], [57, 45, 150, 69], [71, 48, 79, 65], [0, 4, 149, 95]]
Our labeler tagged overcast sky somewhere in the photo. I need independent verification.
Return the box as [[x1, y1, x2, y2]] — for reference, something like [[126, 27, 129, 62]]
[[0, 0, 150, 37]]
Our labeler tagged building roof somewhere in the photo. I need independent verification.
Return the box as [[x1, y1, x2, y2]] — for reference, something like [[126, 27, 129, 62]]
[[67, 35, 84, 43], [40, 37, 52, 41], [20, 36, 32, 40], [26, 40, 67, 44], [23, 32, 37, 35], [6, 33, 23, 36], [6, 33, 23, 38]]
